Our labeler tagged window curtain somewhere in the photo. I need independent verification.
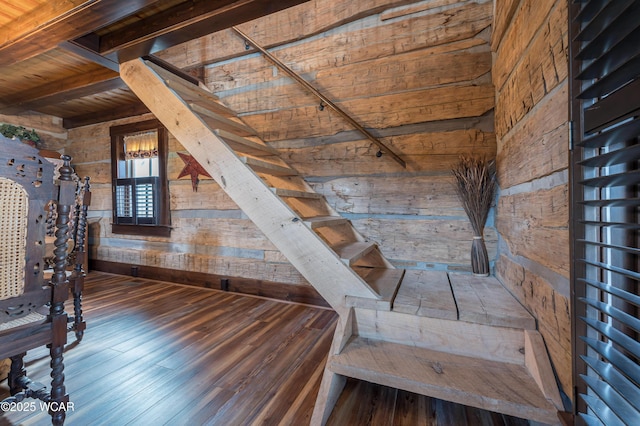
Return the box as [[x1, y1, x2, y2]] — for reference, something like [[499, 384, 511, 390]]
[[124, 131, 158, 160]]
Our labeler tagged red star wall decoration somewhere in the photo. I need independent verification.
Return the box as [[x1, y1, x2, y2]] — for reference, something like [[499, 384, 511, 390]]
[[177, 152, 212, 192]]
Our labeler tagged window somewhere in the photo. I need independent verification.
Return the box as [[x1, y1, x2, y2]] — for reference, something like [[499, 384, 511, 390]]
[[569, 1, 640, 424], [111, 120, 171, 236]]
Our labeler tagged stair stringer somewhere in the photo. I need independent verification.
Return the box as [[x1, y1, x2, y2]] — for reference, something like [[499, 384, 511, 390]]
[[120, 58, 379, 314]]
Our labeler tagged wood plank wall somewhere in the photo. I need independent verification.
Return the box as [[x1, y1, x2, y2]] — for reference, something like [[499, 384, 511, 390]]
[[492, 0, 571, 402], [66, 115, 310, 290], [0, 112, 67, 151], [61, 0, 498, 299], [163, 0, 497, 269]]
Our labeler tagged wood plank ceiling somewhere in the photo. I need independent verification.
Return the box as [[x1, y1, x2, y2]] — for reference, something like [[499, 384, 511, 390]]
[[0, 0, 309, 128]]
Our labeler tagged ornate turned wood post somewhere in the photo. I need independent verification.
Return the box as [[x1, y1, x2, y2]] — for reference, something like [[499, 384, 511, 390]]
[[50, 155, 74, 425], [71, 176, 90, 340], [7, 354, 26, 396]]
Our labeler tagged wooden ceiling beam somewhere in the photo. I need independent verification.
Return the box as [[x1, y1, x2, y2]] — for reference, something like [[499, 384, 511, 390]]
[[63, 101, 151, 129], [58, 41, 120, 72], [99, 0, 311, 63], [0, 0, 164, 67], [0, 68, 123, 115]]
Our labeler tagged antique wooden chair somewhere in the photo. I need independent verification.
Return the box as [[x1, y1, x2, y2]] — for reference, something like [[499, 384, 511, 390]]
[[0, 137, 76, 425]]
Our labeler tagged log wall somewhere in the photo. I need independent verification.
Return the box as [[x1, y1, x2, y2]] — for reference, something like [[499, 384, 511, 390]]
[[8, 0, 574, 409], [66, 0, 497, 296], [67, 114, 310, 291], [0, 112, 67, 152], [192, 0, 497, 273], [492, 0, 571, 402]]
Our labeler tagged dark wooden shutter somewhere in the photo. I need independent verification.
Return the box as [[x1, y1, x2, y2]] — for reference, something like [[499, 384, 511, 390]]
[[115, 177, 159, 225], [570, 1, 640, 424]]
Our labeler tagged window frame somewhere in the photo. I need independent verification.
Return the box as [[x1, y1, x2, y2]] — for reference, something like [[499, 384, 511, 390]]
[[110, 119, 171, 237]]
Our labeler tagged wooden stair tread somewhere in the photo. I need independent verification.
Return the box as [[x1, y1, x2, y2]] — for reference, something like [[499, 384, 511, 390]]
[[239, 156, 297, 176], [329, 337, 559, 425], [214, 129, 279, 157], [449, 273, 536, 329], [302, 215, 348, 229], [184, 94, 237, 117], [393, 270, 458, 320], [168, 80, 235, 116], [332, 241, 377, 266], [271, 188, 323, 199], [146, 61, 225, 106], [347, 267, 405, 310], [191, 103, 256, 137]]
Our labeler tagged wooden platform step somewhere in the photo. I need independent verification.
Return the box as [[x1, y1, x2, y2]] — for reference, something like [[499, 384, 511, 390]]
[[240, 156, 297, 176], [392, 270, 457, 320], [214, 129, 279, 157], [192, 103, 256, 137], [328, 337, 560, 425], [447, 273, 535, 329], [389, 271, 536, 329]]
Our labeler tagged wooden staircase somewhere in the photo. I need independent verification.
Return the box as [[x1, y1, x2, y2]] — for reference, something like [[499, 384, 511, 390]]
[[120, 58, 563, 425]]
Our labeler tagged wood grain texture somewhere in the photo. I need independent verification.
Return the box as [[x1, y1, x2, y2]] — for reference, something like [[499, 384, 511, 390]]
[[90, 243, 310, 287], [491, 0, 520, 51], [348, 267, 405, 310], [494, 1, 568, 139], [496, 184, 569, 278], [310, 175, 467, 217], [90, 259, 326, 307], [63, 113, 154, 165], [1, 1, 199, 69], [209, 45, 490, 97], [240, 84, 494, 141], [448, 273, 535, 329], [496, 255, 571, 395], [328, 337, 558, 424], [350, 217, 498, 266], [393, 270, 457, 320], [0, 112, 67, 151], [354, 308, 526, 365], [159, 1, 492, 69], [280, 129, 496, 175], [491, 0, 557, 92], [169, 180, 238, 211], [524, 330, 564, 410], [491, 0, 570, 406], [0, 272, 533, 425], [331, 379, 530, 426], [496, 83, 568, 189]]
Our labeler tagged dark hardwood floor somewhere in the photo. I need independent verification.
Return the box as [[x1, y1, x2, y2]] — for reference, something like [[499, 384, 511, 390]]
[[1, 272, 530, 425]]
